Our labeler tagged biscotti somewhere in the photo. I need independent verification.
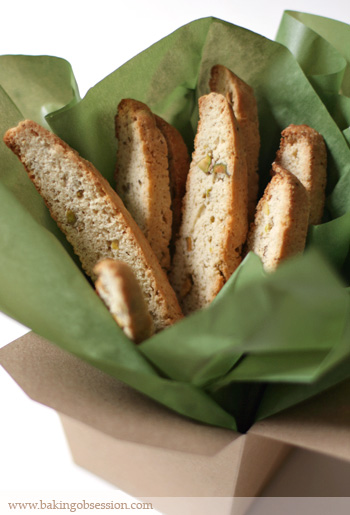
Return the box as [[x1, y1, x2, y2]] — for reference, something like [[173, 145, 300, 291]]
[[274, 124, 327, 225], [246, 163, 309, 271], [154, 115, 190, 247], [209, 64, 260, 222], [170, 92, 248, 314], [94, 259, 154, 343], [115, 99, 172, 270], [4, 120, 183, 331]]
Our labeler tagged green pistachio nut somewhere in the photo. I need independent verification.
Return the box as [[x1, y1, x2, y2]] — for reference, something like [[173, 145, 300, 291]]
[[66, 209, 77, 225], [197, 154, 212, 173], [213, 163, 227, 174]]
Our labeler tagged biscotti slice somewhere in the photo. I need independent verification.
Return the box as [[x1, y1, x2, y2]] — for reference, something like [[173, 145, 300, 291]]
[[115, 99, 172, 270], [209, 64, 260, 221], [274, 124, 327, 225], [154, 115, 190, 248], [170, 92, 248, 315], [4, 120, 183, 331], [94, 259, 154, 343], [246, 163, 309, 271]]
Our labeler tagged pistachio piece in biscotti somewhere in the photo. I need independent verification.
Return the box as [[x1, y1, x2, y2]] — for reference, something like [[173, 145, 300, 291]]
[[197, 154, 212, 173], [65, 209, 77, 225], [213, 163, 227, 174]]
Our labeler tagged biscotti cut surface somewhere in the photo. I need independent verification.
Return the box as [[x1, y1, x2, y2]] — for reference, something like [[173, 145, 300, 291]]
[[210, 64, 260, 222], [170, 92, 248, 315], [115, 99, 172, 270], [154, 115, 190, 247], [4, 120, 183, 331], [94, 259, 154, 343], [246, 163, 309, 271], [274, 124, 327, 225]]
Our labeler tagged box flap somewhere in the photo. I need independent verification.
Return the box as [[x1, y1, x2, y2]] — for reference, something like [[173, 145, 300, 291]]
[[2, 331, 348, 463], [59, 413, 246, 497], [0, 332, 239, 455], [60, 413, 289, 499], [250, 380, 350, 461]]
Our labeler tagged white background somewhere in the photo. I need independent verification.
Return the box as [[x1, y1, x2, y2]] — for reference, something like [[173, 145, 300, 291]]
[[1, 0, 350, 511]]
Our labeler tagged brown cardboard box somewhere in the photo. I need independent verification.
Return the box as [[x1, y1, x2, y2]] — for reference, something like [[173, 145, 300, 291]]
[[1, 332, 349, 513]]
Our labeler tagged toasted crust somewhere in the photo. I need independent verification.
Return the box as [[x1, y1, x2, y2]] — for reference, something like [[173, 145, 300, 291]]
[[154, 115, 190, 247], [115, 99, 172, 270], [94, 259, 154, 344], [274, 124, 327, 225], [246, 163, 309, 271], [170, 92, 248, 314], [209, 65, 260, 221], [4, 120, 183, 331]]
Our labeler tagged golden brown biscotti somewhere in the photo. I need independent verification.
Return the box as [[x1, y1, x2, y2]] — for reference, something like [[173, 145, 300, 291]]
[[4, 120, 183, 331], [115, 99, 172, 270], [274, 124, 327, 225], [209, 64, 260, 222], [154, 115, 190, 248], [170, 92, 248, 315], [246, 163, 309, 271], [94, 259, 154, 344]]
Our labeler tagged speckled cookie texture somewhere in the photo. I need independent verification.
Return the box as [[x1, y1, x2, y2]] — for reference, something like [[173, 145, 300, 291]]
[[170, 92, 248, 314], [4, 120, 183, 331], [210, 64, 260, 222], [115, 99, 173, 271], [274, 124, 327, 225], [246, 163, 309, 271]]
